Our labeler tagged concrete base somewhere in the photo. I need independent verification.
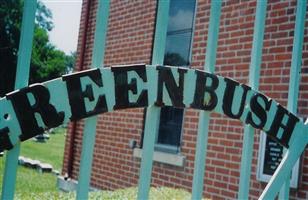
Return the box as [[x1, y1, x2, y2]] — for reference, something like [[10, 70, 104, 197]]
[[133, 148, 186, 167], [57, 176, 78, 192], [57, 176, 100, 192]]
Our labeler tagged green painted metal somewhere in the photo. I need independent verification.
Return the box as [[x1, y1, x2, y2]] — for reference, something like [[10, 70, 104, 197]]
[[286, 0, 307, 116], [45, 79, 72, 124], [260, 123, 307, 199], [0, 64, 305, 151], [1, 1, 307, 199], [76, 0, 110, 199], [279, 0, 307, 198], [137, 105, 161, 199], [238, 1, 267, 199], [13, 2, 37, 90], [137, 1, 170, 199], [76, 116, 98, 200], [279, 163, 291, 199], [91, 0, 110, 68], [261, 0, 307, 199], [150, 0, 170, 66], [191, 1, 222, 199], [0, 64, 302, 146], [1, 1, 37, 199], [0, 100, 21, 147], [0, 63, 306, 199]]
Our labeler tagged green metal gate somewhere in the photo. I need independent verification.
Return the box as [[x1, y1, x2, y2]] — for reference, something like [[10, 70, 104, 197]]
[[0, 0, 307, 200]]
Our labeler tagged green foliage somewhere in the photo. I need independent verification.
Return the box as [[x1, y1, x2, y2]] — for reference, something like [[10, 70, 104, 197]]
[[0, 0, 23, 96], [36, 1, 54, 31], [0, 0, 75, 96], [65, 51, 76, 73], [29, 27, 74, 83]]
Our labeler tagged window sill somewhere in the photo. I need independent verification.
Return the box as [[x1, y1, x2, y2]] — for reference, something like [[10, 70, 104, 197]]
[[133, 148, 185, 167]]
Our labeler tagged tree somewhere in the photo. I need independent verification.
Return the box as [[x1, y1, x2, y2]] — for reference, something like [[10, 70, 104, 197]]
[[29, 27, 75, 83], [0, 1, 73, 96], [65, 51, 76, 74], [0, 0, 23, 96]]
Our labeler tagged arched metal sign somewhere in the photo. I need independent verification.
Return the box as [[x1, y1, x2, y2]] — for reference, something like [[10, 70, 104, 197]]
[[2, 0, 307, 199], [0, 64, 305, 152]]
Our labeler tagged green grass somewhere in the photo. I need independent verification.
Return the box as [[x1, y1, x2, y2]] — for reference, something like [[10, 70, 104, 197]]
[[0, 127, 66, 194], [14, 187, 195, 200], [0, 162, 58, 193], [20, 127, 66, 170], [0, 129, 200, 199]]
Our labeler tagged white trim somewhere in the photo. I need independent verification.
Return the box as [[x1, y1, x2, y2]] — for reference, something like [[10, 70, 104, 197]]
[[133, 148, 185, 167], [257, 132, 300, 188]]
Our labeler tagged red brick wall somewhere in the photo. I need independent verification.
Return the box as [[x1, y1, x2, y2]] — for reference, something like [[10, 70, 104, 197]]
[[62, 0, 308, 199]]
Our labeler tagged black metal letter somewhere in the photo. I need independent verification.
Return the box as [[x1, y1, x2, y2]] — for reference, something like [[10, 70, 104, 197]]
[[246, 93, 271, 129], [63, 69, 107, 120], [156, 66, 187, 108], [112, 65, 148, 109], [266, 104, 299, 148], [7, 84, 64, 141], [191, 70, 219, 111], [0, 127, 13, 151], [223, 78, 250, 119]]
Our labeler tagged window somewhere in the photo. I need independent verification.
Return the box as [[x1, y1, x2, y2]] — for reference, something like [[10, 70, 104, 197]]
[[155, 0, 196, 153], [257, 132, 300, 188]]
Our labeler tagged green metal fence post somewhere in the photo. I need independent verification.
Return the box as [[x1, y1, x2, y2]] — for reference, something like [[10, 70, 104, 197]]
[[76, 1, 110, 199], [238, 1, 267, 199], [1, 1, 37, 199], [137, 1, 170, 199], [259, 126, 307, 199], [260, 1, 307, 198], [191, 1, 222, 199], [279, 0, 307, 199]]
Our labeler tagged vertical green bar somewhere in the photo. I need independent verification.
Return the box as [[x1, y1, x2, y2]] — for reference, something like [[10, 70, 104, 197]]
[[279, 0, 307, 199], [137, 1, 170, 199], [238, 1, 267, 199], [151, 0, 170, 65], [1, 1, 37, 199], [191, 1, 222, 200], [90, 0, 110, 68], [260, 129, 307, 200], [285, 0, 307, 113], [76, 1, 110, 200]]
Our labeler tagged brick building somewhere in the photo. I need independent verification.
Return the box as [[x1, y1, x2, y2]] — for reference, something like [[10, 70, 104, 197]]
[[61, 0, 308, 199]]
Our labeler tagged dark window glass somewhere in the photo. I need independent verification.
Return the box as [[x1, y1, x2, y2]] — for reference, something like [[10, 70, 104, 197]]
[[156, 0, 196, 153], [157, 107, 184, 146], [263, 136, 283, 175], [164, 0, 195, 66]]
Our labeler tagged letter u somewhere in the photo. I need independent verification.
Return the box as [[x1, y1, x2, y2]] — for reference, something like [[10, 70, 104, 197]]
[[222, 78, 250, 119]]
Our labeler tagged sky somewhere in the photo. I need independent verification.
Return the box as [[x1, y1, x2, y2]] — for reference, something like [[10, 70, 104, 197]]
[[42, 0, 82, 55]]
